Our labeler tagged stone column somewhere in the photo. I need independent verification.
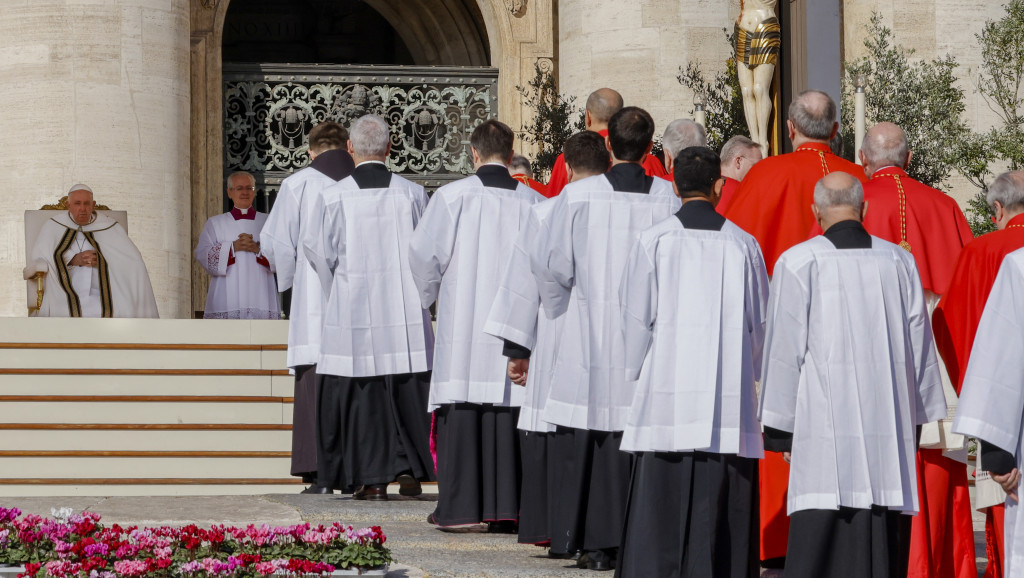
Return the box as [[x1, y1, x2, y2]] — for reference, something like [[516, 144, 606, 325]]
[[556, 0, 739, 136], [0, 1, 191, 318]]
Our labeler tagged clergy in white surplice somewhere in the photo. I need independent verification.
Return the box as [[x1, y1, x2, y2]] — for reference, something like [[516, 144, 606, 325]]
[[615, 146, 768, 578], [953, 248, 1024, 576], [482, 130, 610, 550], [758, 172, 947, 578], [302, 114, 435, 501], [529, 107, 681, 571], [195, 171, 280, 320], [409, 119, 543, 530], [261, 121, 354, 494], [25, 184, 158, 318]]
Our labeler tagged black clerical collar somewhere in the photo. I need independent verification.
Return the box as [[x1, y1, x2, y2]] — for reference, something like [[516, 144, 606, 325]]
[[823, 219, 872, 249], [675, 199, 726, 231], [605, 163, 653, 194], [310, 148, 355, 181], [351, 162, 392, 189], [476, 164, 519, 190]]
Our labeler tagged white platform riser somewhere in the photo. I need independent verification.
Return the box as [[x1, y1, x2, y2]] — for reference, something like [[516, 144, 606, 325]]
[[0, 457, 294, 478], [0, 319, 289, 345], [0, 349, 288, 370], [1, 402, 294, 424], [0, 430, 292, 452], [0, 374, 294, 397], [0, 484, 303, 497]]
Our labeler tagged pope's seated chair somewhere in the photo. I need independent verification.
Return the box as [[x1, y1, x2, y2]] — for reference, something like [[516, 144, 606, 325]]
[[23, 196, 127, 316]]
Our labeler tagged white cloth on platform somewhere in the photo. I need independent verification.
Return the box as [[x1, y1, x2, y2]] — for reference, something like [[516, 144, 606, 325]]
[[483, 197, 565, 433], [619, 217, 769, 457], [195, 209, 280, 320], [25, 212, 158, 318], [261, 167, 338, 367], [303, 172, 434, 378], [409, 172, 543, 410], [758, 235, 947, 515], [952, 248, 1024, 575], [529, 173, 680, 432]]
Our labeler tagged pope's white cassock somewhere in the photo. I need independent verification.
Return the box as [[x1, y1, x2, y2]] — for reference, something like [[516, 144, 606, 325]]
[[195, 207, 280, 319], [26, 212, 158, 318], [408, 163, 543, 527], [953, 248, 1024, 576], [482, 195, 566, 546], [303, 160, 435, 493], [529, 163, 680, 556], [615, 199, 769, 577], [758, 221, 947, 578], [261, 147, 354, 484]]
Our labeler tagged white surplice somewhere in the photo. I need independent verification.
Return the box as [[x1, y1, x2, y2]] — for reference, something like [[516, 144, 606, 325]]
[[483, 198, 565, 433], [25, 212, 159, 318], [529, 174, 681, 432], [619, 217, 769, 457], [409, 174, 544, 410], [303, 172, 434, 378], [261, 166, 338, 368], [952, 248, 1024, 575], [758, 235, 947, 515], [196, 209, 280, 320]]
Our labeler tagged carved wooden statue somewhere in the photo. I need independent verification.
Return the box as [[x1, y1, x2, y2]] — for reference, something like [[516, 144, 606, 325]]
[[735, 0, 780, 156]]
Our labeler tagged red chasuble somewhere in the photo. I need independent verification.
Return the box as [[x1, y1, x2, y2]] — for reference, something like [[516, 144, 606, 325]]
[[930, 214, 1024, 578], [545, 129, 665, 196], [715, 176, 741, 216], [723, 142, 868, 276], [512, 173, 550, 197]]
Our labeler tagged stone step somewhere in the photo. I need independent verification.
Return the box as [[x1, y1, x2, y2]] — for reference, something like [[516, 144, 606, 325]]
[[0, 347, 287, 370], [0, 456, 294, 479], [0, 373, 293, 397], [0, 426, 292, 451], [0, 399, 294, 424]]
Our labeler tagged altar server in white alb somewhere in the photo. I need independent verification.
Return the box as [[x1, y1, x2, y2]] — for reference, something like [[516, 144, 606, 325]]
[[530, 107, 681, 571], [409, 119, 543, 530], [758, 172, 947, 578], [195, 171, 280, 319], [261, 121, 354, 494], [483, 130, 611, 550], [953, 248, 1024, 575], [616, 146, 768, 578], [303, 114, 435, 501], [26, 184, 158, 318]]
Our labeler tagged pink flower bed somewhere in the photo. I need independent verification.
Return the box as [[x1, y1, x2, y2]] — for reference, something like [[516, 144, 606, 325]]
[[0, 507, 390, 577]]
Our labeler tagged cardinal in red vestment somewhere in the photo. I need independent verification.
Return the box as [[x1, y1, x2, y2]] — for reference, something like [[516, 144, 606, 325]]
[[933, 171, 1024, 578], [840, 122, 973, 578], [509, 154, 549, 197], [545, 88, 665, 196], [716, 135, 763, 215], [723, 90, 867, 568]]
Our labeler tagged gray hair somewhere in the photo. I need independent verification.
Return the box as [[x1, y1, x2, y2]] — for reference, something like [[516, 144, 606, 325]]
[[788, 90, 837, 141], [226, 171, 255, 190], [719, 135, 759, 165], [861, 126, 910, 168], [662, 119, 707, 159], [814, 174, 864, 211], [987, 171, 1024, 212], [509, 155, 533, 177], [349, 114, 391, 157]]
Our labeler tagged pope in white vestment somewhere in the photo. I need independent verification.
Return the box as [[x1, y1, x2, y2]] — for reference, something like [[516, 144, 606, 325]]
[[953, 248, 1024, 576], [196, 172, 279, 320], [25, 185, 158, 318], [758, 173, 946, 578]]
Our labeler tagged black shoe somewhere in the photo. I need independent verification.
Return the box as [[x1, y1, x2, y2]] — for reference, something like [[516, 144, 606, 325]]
[[547, 549, 576, 560], [577, 550, 613, 571], [396, 473, 422, 497], [486, 520, 519, 534], [352, 484, 388, 501], [427, 512, 439, 525], [300, 484, 333, 495]]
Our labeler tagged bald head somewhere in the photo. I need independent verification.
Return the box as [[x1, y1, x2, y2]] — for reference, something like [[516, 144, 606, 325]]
[[860, 122, 910, 174], [788, 90, 838, 142], [585, 88, 624, 128], [813, 171, 865, 229]]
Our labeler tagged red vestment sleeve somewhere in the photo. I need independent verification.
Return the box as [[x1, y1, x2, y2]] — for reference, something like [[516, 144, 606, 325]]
[[546, 154, 568, 196]]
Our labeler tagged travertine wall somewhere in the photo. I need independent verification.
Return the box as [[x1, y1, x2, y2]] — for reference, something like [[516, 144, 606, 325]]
[[0, 1, 191, 319], [557, 0, 742, 140]]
